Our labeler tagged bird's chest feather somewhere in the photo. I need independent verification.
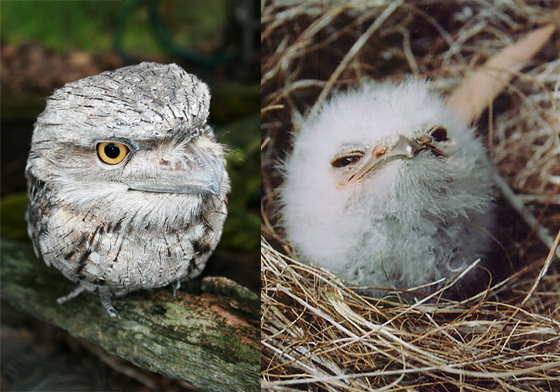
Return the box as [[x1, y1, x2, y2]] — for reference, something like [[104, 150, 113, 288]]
[[340, 168, 491, 287], [33, 198, 221, 296], [343, 213, 465, 289]]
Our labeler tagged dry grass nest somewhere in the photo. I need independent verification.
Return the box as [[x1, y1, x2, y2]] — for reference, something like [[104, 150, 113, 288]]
[[261, 1, 560, 390]]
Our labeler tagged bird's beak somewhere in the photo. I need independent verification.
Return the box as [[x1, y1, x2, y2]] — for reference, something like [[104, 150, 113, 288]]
[[123, 143, 223, 196], [343, 134, 447, 186]]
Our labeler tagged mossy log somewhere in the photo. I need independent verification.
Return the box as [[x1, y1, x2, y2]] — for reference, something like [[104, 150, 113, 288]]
[[0, 238, 260, 392]]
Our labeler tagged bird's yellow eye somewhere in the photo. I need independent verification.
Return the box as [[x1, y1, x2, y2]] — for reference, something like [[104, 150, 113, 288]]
[[97, 142, 129, 165]]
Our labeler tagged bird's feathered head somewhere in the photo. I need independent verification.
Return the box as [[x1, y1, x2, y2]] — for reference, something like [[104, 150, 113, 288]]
[[280, 81, 493, 270], [26, 62, 229, 230]]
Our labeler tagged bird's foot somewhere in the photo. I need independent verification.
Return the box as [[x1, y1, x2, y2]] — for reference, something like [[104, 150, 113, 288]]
[[99, 294, 120, 318], [171, 280, 181, 297], [56, 285, 86, 305]]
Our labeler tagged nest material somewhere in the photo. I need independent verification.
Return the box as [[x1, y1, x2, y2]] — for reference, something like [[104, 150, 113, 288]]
[[262, 1, 560, 390]]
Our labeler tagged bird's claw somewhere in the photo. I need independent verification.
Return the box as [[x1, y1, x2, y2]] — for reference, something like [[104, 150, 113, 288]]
[[56, 285, 86, 305], [100, 294, 120, 318], [171, 280, 181, 297]]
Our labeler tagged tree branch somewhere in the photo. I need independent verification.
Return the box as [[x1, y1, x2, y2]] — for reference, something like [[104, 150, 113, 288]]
[[0, 238, 260, 392]]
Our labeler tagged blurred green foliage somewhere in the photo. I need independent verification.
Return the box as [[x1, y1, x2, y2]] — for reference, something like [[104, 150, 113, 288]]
[[217, 114, 261, 251], [0, 193, 28, 243], [1, 3, 119, 53], [210, 83, 261, 124], [1, 0, 228, 58]]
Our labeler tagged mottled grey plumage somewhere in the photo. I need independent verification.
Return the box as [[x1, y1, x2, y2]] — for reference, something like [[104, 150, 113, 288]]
[[26, 62, 230, 317]]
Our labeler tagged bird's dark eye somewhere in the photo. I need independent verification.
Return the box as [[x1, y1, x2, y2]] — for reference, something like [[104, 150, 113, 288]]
[[430, 126, 449, 142], [331, 154, 362, 168], [97, 142, 129, 165]]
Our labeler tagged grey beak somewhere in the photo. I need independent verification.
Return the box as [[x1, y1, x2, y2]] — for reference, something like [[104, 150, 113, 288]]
[[123, 143, 223, 196], [343, 135, 445, 186]]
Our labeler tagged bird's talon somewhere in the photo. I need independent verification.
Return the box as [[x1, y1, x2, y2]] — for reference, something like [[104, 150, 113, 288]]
[[107, 308, 120, 318], [56, 285, 86, 305], [100, 294, 119, 318], [171, 280, 181, 297]]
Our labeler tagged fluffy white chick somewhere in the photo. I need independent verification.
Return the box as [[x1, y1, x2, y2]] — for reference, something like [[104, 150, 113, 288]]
[[280, 81, 495, 293]]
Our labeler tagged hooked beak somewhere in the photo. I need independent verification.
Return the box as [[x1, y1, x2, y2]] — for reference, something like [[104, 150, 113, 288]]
[[343, 134, 447, 186], [123, 142, 223, 196]]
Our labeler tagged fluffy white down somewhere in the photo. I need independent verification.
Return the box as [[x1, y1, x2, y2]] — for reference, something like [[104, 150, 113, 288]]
[[280, 81, 495, 291]]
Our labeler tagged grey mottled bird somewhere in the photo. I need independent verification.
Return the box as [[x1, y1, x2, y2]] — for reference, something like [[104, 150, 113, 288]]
[[26, 62, 230, 317], [280, 81, 495, 295]]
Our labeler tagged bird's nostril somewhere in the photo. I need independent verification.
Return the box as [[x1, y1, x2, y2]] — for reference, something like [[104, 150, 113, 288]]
[[373, 145, 388, 157], [416, 135, 432, 144]]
